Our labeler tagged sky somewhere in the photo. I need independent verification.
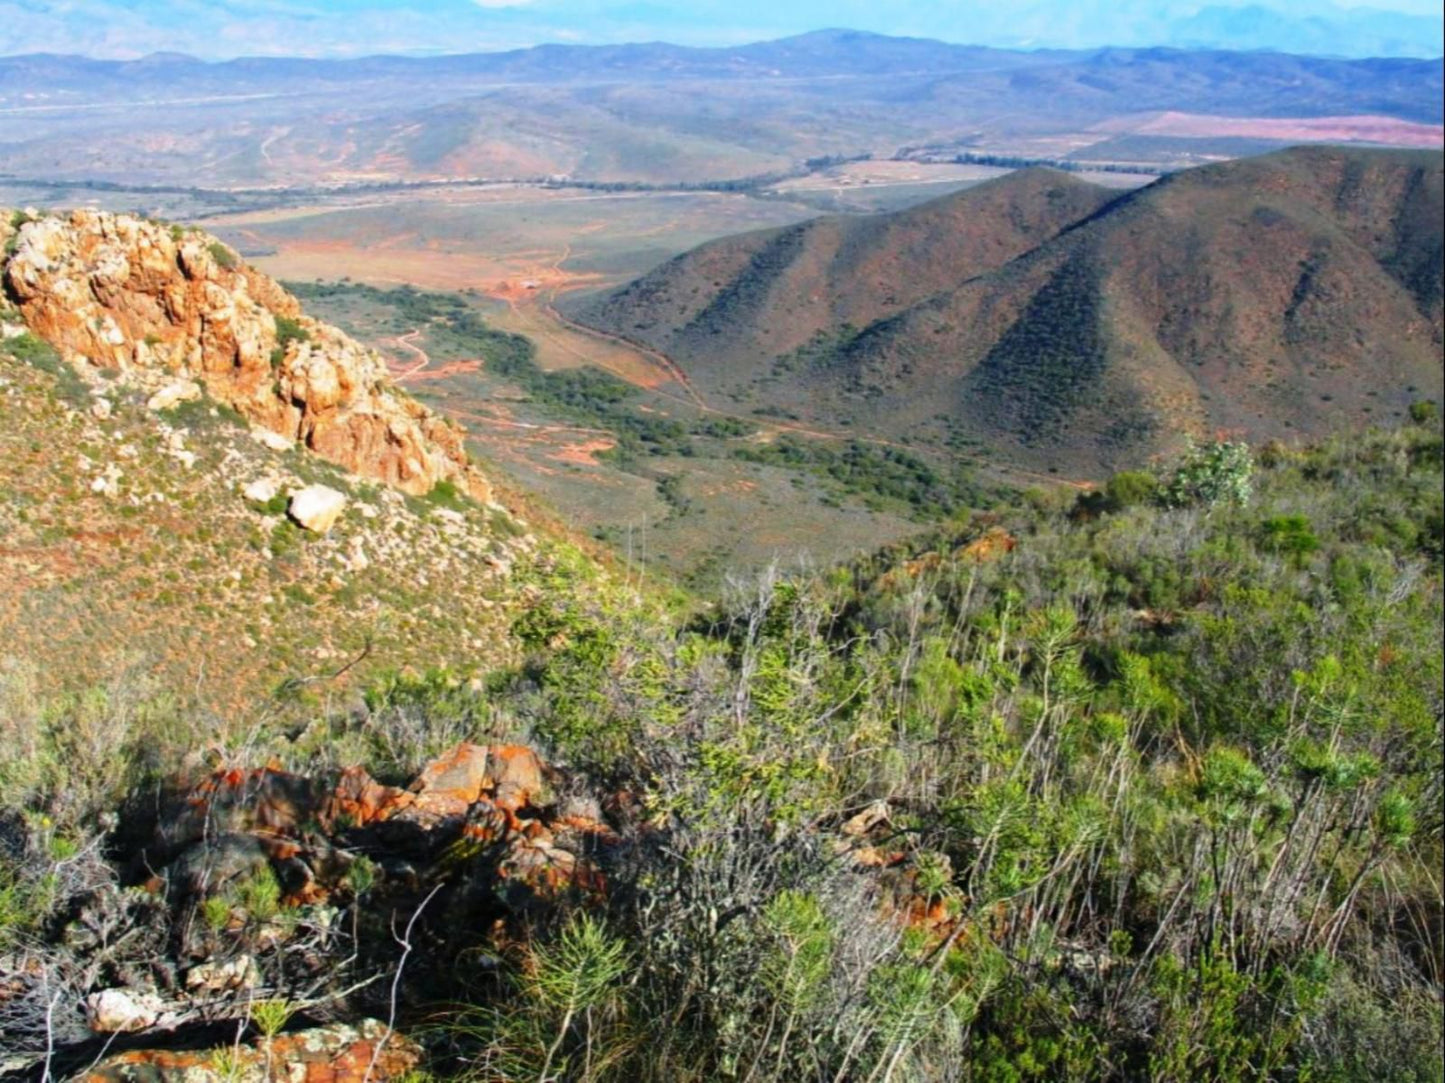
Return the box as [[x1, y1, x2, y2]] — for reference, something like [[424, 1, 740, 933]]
[[0, 0, 1441, 59]]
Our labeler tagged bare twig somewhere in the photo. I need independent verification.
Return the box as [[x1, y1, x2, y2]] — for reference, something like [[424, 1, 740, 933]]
[[364, 884, 443, 1083]]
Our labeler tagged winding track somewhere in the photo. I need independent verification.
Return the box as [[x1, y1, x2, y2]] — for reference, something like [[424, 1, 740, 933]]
[[388, 329, 431, 381]]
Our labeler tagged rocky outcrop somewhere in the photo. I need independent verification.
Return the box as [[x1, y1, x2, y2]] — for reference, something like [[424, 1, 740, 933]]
[[0, 744, 614, 1076], [2, 209, 489, 500], [151, 742, 612, 916]]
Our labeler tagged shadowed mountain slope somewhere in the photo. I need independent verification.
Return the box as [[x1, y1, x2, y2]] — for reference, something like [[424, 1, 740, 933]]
[[573, 146, 1444, 473], [576, 169, 1125, 386]]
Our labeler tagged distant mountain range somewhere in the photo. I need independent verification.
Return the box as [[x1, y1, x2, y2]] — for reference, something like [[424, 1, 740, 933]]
[[0, 1, 1441, 60], [1, 31, 1440, 108], [1, 33, 1439, 189], [571, 146, 1445, 472]]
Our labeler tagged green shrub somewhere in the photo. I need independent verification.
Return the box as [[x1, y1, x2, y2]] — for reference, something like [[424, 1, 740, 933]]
[[424, 478, 467, 512], [2, 331, 89, 406], [207, 241, 240, 270], [1104, 468, 1158, 509], [1162, 438, 1254, 508], [271, 315, 311, 368], [1259, 513, 1320, 564]]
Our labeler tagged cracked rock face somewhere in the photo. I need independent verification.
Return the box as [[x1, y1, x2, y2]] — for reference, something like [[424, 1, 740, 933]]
[[2, 209, 490, 501]]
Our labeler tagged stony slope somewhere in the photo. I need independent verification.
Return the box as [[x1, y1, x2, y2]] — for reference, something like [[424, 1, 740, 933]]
[[574, 146, 1445, 472], [0, 212, 605, 713], [0, 336, 544, 715]]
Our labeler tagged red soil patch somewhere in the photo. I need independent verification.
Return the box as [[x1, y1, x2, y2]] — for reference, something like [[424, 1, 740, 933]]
[[551, 437, 617, 467], [1110, 111, 1443, 148], [398, 359, 484, 382]]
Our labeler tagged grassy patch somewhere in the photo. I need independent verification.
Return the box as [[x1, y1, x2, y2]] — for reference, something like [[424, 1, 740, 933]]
[[207, 240, 240, 270], [2, 331, 89, 407]]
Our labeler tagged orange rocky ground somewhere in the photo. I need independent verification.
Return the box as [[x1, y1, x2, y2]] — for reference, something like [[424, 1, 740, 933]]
[[82, 1021, 422, 1083]]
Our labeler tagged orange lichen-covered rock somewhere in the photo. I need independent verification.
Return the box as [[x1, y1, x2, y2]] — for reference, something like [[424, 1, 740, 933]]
[[3, 210, 489, 500], [958, 527, 1018, 563], [405, 742, 495, 820], [402, 743, 544, 825], [153, 743, 598, 920], [325, 766, 413, 828], [489, 744, 545, 814], [161, 766, 328, 853], [79, 1019, 422, 1082]]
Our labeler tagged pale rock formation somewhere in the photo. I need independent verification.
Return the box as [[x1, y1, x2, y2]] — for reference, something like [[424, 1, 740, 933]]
[[288, 484, 348, 533], [243, 476, 281, 504], [84, 988, 174, 1034]]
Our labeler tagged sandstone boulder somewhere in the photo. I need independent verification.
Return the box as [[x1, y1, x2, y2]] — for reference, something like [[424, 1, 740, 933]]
[[288, 485, 347, 534], [243, 476, 281, 504], [403, 743, 544, 825], [184, 955, 260, 994], [252, 427, 294, 452]]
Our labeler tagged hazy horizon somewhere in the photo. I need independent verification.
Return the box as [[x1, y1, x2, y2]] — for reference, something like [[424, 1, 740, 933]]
[[1, 0, 1442, 62]]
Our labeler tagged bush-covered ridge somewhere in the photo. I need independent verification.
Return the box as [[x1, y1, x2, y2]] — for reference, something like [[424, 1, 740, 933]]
[[1, 417, 1440, 1080]]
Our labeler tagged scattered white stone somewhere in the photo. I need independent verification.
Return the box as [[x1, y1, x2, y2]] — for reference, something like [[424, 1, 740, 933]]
[[243, 476, 281, 504], [435, 508, 466, 526], [145, 379, 201, 412], [1, 321, 26, 340], [252, 428, 295, 453], [90, 397, 113, 419], [288, 485, 348, 534], [84, 988, 170, 1034], [89, 464, 123, 496], [173, 449, 197, 469], [356, 503, 379, 520], [347, 540, 370, 572]]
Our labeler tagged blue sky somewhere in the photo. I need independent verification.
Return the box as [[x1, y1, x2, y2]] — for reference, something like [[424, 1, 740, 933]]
[[0, 0, 1441, 58]]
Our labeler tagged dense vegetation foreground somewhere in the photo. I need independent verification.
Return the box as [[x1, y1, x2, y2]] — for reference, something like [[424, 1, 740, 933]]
[[2, 415, 1442, 1080]]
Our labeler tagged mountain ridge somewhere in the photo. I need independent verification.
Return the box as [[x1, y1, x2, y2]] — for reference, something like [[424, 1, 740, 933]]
[[571, 145, 1445, 472], [1, 2, 1440, 61], [2, 32, 1437, 191]]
